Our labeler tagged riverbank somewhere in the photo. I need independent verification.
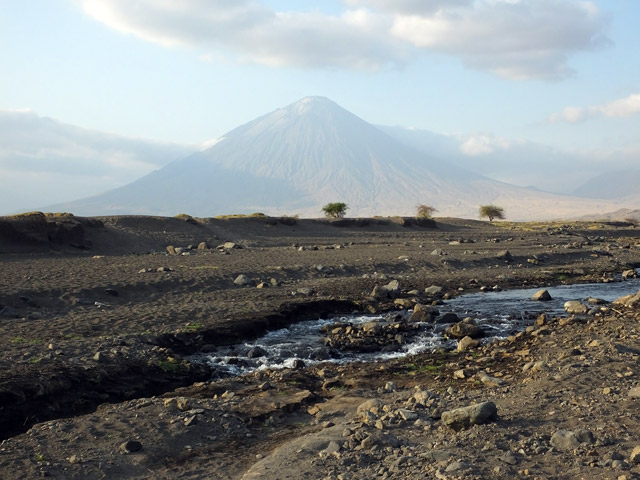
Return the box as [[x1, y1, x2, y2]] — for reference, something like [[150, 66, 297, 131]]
[[1, 214, 639, 479]]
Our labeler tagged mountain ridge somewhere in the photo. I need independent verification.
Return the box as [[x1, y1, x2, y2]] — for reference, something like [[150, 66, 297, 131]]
[[46, 97, 634, 220]]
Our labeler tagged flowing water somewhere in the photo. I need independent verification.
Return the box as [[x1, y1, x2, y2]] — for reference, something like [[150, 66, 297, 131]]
[[197, 276, 640, 377]]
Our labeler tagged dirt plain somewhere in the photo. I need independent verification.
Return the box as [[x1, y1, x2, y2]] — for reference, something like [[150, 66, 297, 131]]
[[1, 212, 640, 479]]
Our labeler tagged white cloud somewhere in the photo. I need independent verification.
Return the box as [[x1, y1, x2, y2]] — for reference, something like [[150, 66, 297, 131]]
[[549, 93, 640, 123], [460, 134, 510, 156], [389, 0, 609, 80], [597, 93, 640, 118], [0, 109, 194, 213], [77, 0, 609, 80], [344, 0, 473, 15], [79, 0, 408, 71]]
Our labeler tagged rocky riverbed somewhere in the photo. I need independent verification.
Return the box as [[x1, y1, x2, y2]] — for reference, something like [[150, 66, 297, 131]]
[[1, 213, 639, 479]]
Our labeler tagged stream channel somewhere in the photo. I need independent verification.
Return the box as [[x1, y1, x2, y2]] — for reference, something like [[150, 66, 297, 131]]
[[197, 277, 640, 378]]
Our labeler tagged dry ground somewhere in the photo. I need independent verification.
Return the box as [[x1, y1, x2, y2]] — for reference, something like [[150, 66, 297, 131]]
[[1, 213, 639, 479]]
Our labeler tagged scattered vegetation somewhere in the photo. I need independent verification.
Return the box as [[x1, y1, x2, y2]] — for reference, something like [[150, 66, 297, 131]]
[[214, 212, 267, 219], [184, 322, 203, 332], [10, 337, 43, 346], [479, 205, 505, 222], [155, 359, 188, 376], [416, 204, 437, 218], [174, 213, 198, 224], [399, 361, 445, 376], [322, 202, 348, 218]]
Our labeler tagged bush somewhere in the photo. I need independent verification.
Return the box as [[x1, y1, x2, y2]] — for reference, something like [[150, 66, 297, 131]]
[[322, 202, 348, 218], [416, 204, 437, 218], [479, 205, 505, 222], [174, 213, 198, 224]]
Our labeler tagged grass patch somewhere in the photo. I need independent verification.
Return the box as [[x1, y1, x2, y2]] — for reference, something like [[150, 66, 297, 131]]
[[10, 337, 43, 346], [155, 359, 188, 376], [215, 212, 267, 219], [184, 322, 203, 332], [399, 361, 445, 376], [64, 333, 84, 341]]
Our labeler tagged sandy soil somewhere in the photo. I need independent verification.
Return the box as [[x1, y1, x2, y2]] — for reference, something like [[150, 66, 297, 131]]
[[1, 213, 639, 479]]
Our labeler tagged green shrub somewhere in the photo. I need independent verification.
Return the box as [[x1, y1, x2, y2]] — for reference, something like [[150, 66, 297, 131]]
[[322, 202, 348, 218], [479, 205, 505, 222], [416, 204, 437, 218]]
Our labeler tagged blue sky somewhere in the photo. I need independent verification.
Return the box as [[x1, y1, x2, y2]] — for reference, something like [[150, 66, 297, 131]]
[[1, 0, 640, 212]]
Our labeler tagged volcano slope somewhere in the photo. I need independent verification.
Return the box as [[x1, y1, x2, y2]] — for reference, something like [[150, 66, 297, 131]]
[[0, 213, 640, 479]]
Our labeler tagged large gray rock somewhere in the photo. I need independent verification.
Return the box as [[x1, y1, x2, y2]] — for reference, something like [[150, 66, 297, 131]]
[[424, 285, 443, 295], [408, 304, 438, 323], [234, 274, 253, 286], [550, 429, 594, 451], [531, 289, 552, 301], [564, 300, 588, 314], [458, 336, 479, 352], [446, 320, 482, 339], [614, 290, 640, 307], [550, 430, 580, 450], [385, 280, 401, 297], [441, 401, 497, 431], [371, 280, 401, 299]]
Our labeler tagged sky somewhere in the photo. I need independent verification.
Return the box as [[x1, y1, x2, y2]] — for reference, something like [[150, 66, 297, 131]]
[[1, 0, 640, 212]]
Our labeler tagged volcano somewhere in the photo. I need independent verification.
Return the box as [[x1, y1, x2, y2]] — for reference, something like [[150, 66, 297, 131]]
[[49, 97, 624, 219]]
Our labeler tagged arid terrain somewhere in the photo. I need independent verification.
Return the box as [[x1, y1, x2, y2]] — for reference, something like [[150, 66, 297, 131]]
[[1, 212, 640, 479]]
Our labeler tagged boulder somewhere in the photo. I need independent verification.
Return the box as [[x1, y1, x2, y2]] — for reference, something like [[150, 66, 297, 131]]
[[424, 285, 443, 295], [356, 399, 386, 417], [393, 298, 413, 308], [218, 241, 242, 250], [614, 290, 640, 307], [385, 280, 401, 297], [550, 430, 580, 450], [437, 312, 459, 324], [408, 308, 435, 323], [441, 401, 497, 431], [622, 269, 638, 279], [458, 336, 479, 352], [371, 285, 389, 299], [531, 289, 552, 301], [564, 300, 588, 315], [446, 320, 482, 339], [234, 274, 253, 286]]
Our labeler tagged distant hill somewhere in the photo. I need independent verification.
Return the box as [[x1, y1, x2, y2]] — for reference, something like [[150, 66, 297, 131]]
[[572, 169, 640, 199], [48, 97, 634, 220]]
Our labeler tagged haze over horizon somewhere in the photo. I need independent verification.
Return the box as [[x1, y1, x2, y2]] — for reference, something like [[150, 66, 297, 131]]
[[2, 1, 640, 215]]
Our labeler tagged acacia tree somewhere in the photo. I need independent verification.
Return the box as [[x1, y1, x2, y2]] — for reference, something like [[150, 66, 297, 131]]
[[479, 205, 505, 222], [416, 204, 437, 218], [322, 202, 348, 218]]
